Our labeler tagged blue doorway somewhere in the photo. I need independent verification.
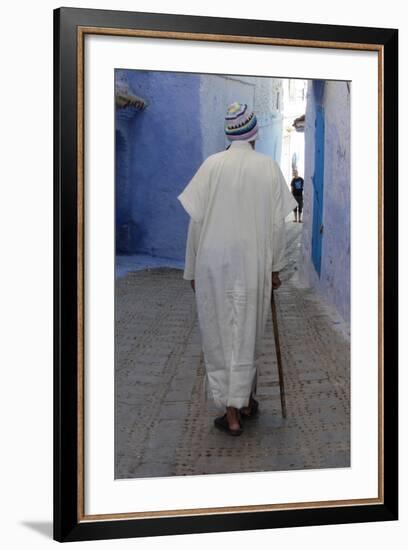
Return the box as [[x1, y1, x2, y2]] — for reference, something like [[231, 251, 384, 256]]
[[311, 104, 325, 276]]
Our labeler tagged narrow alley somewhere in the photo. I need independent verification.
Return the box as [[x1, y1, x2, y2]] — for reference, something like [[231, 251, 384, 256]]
[[115, 222, 350, 479]]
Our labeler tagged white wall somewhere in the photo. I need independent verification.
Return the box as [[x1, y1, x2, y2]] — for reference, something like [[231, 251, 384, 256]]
[[1, 1, 405, 549], [281, 79, 307, 183], [200, 74, 256, 158], [200, 75, 282, 160]]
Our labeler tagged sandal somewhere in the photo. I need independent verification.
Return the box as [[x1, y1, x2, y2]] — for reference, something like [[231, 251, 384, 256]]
[[214, 413, 243, 436], [239, 397, 259, 419]]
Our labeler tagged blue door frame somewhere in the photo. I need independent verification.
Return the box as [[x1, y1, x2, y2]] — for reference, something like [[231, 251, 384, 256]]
[[311, 105, 325, 276]]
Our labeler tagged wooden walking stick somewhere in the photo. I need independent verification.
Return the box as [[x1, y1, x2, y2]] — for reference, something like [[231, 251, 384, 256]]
[[271, 289, 287, 418]]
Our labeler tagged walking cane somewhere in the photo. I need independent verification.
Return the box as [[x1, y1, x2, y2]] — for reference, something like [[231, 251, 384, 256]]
[[271, 289, 287, 418]]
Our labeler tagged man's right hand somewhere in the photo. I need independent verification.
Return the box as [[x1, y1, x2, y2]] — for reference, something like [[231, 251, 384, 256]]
[[272, 272, 281, 290]]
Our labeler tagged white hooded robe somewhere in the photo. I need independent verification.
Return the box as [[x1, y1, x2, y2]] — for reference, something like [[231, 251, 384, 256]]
[[177, 140, 297, 409]]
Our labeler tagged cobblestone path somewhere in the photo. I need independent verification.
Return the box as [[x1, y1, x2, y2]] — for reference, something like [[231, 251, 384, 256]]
[[115, 223, 350, 479]]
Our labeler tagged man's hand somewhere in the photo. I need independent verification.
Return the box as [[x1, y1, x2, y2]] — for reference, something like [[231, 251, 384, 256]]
[[190, 280, 195, 292], [272, 272, 281, 290]]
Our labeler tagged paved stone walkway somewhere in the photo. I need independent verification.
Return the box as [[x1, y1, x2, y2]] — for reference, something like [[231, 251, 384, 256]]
[[115, 223, 350, 479]]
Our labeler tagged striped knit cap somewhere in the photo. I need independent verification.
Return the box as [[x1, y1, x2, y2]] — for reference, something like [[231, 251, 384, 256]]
[[225, 102, 259, 141]]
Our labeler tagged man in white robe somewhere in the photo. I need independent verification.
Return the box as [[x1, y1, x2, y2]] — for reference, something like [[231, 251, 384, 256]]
[[177, 102, 297, 435]]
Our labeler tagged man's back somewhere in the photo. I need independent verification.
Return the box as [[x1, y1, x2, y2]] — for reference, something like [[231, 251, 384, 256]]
[[176, 101, 297, 419], [197, 142, 278, 280], [198, 141, 294, 277]]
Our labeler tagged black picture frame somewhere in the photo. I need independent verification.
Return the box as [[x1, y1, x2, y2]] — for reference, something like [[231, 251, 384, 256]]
[[53, 6, 398, 542]]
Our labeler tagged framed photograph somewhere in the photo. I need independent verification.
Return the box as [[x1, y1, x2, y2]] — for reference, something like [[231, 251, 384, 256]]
[[53, 7, 398, 542]]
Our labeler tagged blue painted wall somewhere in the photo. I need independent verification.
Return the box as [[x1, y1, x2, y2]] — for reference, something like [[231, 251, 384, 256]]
[[311, 102, 325, 275], [301, 80, 351, 325], [115, 69, 203, 259], [115, 70, 283, 262]]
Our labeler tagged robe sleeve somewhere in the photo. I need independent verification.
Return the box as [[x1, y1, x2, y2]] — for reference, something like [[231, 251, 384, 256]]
[[177, 159, 210, 223], [271, 160, 298, 272], [183, 217, 202, 280]]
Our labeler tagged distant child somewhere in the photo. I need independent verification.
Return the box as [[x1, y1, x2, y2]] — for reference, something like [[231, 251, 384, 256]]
[[290, 169, 304, 222]]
